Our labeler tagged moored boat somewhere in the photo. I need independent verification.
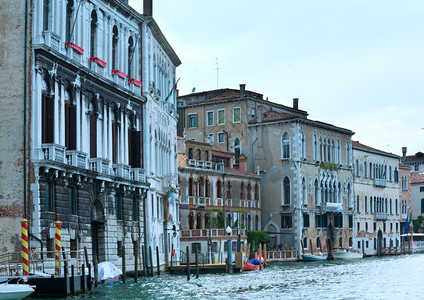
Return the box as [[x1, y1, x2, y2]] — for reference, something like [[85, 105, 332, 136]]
[[332, 249, 363, 260], [0, 282, 35, 300], [302, 253, 327, 261], [91, 261, 122, 285]]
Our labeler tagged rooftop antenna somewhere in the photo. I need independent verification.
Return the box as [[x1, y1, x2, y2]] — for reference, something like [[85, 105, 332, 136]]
[[213, 58, 220, 89]]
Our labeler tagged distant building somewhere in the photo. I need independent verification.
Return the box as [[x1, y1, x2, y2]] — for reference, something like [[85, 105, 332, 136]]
[[410, 172, 424, 220], [352, 141, 400, 256], [177, 138, 261, 263], [178, 85, 355, 254], [401, 147, 424, 172]]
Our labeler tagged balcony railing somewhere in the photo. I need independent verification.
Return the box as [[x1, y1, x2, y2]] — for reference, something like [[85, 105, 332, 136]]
[[88, 158, 110, 175], [112, 164, 131, 179], [181, 228, 247, 239], [65, 150, 87, 168], [130, 168, 146, 182], [374, 178, 387, 187], [186, 159, 225, 171], [375, 212, 388, 220], [324, 202, 343, 212], [41, 144, 66, 163]]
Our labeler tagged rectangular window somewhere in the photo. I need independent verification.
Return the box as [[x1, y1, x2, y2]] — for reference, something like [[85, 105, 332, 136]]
[[217, 109, 225, 125], [316, 214, 322, 229], [42, 94, 54, 143], [68, 186, 76, 215], [218, 132, 225, 144], [212, 242, 218, 253], [70, 239, 77, 258], [281, 215, 292, 229], [192, 243, 201, 253], [132, 196, 138, 221], [208, 133, 214, 145], [90, 114, 98, 158], [415, 165, 419, 171], [65, 104, 76, 150], [303, 213, 310, 228], [420, 187, 424, 192], [373, 222, 376, 232], [117, 241, 122, 257], [116, 195, 122, 220], [366, 241, 369, 248], [233, 107, 241, 123], [188, 113, 198, 128], [44, 181, 54, 212], [206, 111, 214, 126], [129, 130, 141, 168], [349, 215, 353, 229]]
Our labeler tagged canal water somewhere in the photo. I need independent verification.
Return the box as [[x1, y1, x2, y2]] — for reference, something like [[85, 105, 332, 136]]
[[33, 253, 424, 299]]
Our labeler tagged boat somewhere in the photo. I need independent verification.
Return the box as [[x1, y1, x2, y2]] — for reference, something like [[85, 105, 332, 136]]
[[302, 253, 327, 261], [91, 261, 122, 285], [332, 248, 363, 260], [243, 258, 264, 271], [0, 282, 35, 300]]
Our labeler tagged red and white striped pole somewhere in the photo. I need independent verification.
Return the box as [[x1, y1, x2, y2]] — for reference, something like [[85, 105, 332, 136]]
[[55, 217, 62, 276], [21, 215, 29, 276]]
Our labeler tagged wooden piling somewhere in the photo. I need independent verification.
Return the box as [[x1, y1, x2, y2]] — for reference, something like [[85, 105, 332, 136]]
[[93, 255, 98, 288], [246, 243, 251, 261], [81, 264, 85, 293], [186, 246, 190, 281], [171, 243, 174, 267], [195, 248, 199, 279], [327, 239, 334, 260], [309, 239, 313, 255], [263, 244, 267, 266], [258, 244, 262, 271], [71, 265, 75, 295], [122, 244, 126, 283], [142, 245, 147, 277], [88, 263, 92, 291], [218, 240, 222, 263], [134, 243, 138, 283], [156, 246, 160, 276], [149, 246, 154, 276], [84, 247, 89, 270]]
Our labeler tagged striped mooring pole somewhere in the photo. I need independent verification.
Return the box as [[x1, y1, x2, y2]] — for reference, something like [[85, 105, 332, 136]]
[[55, 217, 62, 276], [21, 215, 29, 276]]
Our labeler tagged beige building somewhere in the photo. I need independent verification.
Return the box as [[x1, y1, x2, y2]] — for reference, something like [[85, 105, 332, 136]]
[[178, 85, 355, 254], [177, 138, 261, 263], [352, 141, 401, 256]]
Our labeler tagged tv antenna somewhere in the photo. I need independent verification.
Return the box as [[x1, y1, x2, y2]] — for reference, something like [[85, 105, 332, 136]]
[[213, 58, 220, 88]]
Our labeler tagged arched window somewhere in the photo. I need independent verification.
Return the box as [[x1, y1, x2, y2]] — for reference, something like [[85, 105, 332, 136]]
[[226, 213, 232, 227], [339, 237, 343, 248], [205, 179, 210, 197], [196, 213, 202, 229], [127, 36, 134, 77], [349, 237, 353, 247], [112, 25, 119, 70], [188, 178, 194, 197], [313, 135, 317, 160], [314, 180, 318, 206], [217, 180, 222, 198], [301, 132, 306, 159], [241, 214, 245, 228], [188, 148, 193, 159], [205, 213, 209, 229], [303, 237, 308, 249], [233, 137, 241, 165], [195, 149, 201, 160], [395, 199, 398, 214], [240, 182, 245, 199], [356, 195, 360, 213], [316, 237, 321, 249], [198, 177, 204, 197], [356, 159, 359, 176], [90, 10, 98, 58], [389, 166, 392, 181], [247, 215, 252, 231], [347, 183, 352, 208], [281, 132, 290, 159], [337, 140, 341, 164], [365, 196, 368, 213], [64, 89, 76, 150], [226, 181, 231, 199], [364, 161, 367, 177], [188, 213, 194, 230], [254, 184, 259, 201], [390, 198, 393, 214], [247, 183, 252, 200], [255, 215, 259, 231], [282, 177, 290, 205], [203, 150, 209, 161], [346, 142, 351, 165], [302, 178, 307, 205]]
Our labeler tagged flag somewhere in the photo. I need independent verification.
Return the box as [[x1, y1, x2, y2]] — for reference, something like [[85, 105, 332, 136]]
[[164, 77, 180, 102]]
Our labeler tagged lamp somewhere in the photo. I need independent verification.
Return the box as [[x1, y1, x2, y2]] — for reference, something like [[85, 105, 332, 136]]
[[226, 226, 232, 236]]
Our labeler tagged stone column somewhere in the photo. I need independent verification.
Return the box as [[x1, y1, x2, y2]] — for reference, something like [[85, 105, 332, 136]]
[[59, 80, 65, 146], [81, 93, 88, 154], [103, 100, 108, 158], [108, 103, 113, 161], [124, 111, 129, 165], [33, 68, 43, 159], [119, 109, 124, 164], [53, 77, 59, 144], [75, 88, 81, 151]]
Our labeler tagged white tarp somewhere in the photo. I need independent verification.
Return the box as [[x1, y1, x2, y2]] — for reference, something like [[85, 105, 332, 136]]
[[91, 262, 122, 281]]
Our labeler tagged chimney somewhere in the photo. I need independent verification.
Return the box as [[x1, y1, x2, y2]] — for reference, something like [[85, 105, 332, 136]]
[[239, 154, 248, 172], [402, 147, 407, 161], [293, 98, 299, 110], [239, 84, 246, 98], [144, 0, 152, 16]]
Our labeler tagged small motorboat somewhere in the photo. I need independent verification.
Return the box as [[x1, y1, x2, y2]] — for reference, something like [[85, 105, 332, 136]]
[[0, 282, 35, 300], [332, 248, 363, 260], [243, 258, 264, 271], [302, 253, 327, 261], [91, 261, 122, 285]]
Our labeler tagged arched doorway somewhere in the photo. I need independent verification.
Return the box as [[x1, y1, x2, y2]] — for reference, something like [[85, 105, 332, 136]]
[[91, 199, 105, 262]]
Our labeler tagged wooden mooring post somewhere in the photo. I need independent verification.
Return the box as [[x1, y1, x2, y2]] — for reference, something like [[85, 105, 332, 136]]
[[134, 243, 138, 283], [186, 246, 190, 281], [122, 244, 126, 283], [156, 246, 160, 276]]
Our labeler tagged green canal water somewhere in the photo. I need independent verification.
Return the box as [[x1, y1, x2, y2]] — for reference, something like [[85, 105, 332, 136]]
[[32, 253, 424, 299]]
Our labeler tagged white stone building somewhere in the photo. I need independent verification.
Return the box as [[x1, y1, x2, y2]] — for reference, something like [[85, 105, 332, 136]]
[[352, 141, 401, 256]]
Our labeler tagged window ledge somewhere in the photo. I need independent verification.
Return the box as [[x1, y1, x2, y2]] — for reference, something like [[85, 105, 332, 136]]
[[90, 57, 107, 68], [112, 69, 127, 79], [65, 42, 84, 54]]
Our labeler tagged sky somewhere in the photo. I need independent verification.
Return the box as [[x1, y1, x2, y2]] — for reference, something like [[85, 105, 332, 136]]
[[129, 0, 424, 156]]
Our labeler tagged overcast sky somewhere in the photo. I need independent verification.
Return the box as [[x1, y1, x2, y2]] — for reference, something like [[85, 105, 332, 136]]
[[129, 0, 424, 156]]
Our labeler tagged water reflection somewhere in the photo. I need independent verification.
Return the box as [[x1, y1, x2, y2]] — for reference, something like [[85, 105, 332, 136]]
[[33, 254, 424, 300]]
